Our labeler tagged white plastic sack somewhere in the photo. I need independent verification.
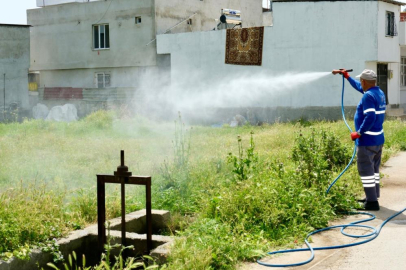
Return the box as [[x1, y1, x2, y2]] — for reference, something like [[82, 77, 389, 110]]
[[46, 104, 78, 122], [32, 103, 49, 120]]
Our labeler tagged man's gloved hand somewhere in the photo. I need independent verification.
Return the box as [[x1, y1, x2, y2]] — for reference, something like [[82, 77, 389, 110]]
[[332, 69, 350, 79], [351, 131, 361, 141]]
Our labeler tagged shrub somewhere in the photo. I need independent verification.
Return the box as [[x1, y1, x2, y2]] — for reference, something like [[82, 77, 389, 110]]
[[82, 110, 115, 129], [292, 128, 351, 188]]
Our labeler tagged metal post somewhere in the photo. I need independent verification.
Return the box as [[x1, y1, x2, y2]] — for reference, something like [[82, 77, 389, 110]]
[[3, 73, 5, 121], [97, 151, 152, 257], [97, 176, 106, 255], [146, 178, 152, 251], [121, 177, 126, 252], [120, 151, 127, 251]]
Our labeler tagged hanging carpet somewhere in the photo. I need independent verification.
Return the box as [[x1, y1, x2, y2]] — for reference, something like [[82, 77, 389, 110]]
[[225, 26, 264, 66]]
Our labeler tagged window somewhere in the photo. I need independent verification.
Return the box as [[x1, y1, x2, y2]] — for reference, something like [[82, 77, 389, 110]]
[[95, 72, 111, 88], [28, 72, 40, 92], [135, 16, 142, 24], [401, 57, 406, 87], [386, 11, 397, 37], [93, 24, 110, 49], [187, 19, 192, 25]]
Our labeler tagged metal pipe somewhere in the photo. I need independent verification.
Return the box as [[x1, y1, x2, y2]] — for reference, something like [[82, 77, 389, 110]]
[[97, 176, 106, 257], [121, 177, 126, 255], [3, 73, 5, 121], [146, 179, 152, 251], [145, 13, 197, 46]]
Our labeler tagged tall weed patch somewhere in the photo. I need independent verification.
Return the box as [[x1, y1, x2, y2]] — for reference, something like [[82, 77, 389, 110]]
[[167, 128, 358, 269], [227, 132, 258, 181], [292, 128, 352, 188], [0, 183, 71, 261], [153, 114, 199, 215]]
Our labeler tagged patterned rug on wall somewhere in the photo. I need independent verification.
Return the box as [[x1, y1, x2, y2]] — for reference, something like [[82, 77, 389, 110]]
[[225, 26, 264, 66]]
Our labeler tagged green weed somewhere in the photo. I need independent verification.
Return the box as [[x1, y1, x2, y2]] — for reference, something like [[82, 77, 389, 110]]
[[0, 182, 70, 261], [227, 131, 258, 181], [82, 110, 116, 130], [292, 128, 351, 188]]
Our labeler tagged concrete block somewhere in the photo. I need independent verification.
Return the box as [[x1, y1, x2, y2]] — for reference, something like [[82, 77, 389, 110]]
[[109, 209, 170, 233], [0, 209, 173, 270], [90, 231, 173, 254], [150, 241, 174, 264], [0, 249, 53, 270]]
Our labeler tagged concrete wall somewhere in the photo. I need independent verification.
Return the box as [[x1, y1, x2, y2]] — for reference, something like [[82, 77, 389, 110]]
[[28, 0, 157, 71], [27, 0, 262, 112], [39, 66, 154, 89], [399, 21, 406, 45], [28, 0, 264, 73], [33, 53, 170, 116], [401, 46, 406, 105], [263, 11, 273, 27], [157, 1, 383, 111], [388, 62, 400, 105], [398, 18, 406, 106], [36, 0, 89, 7], [0, 25, 30, 111], [377, 1, 400, 63], [377, 1, 401, 105]]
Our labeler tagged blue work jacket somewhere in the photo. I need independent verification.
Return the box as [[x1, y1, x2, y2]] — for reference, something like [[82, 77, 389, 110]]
[[347, 77, 386, 146]]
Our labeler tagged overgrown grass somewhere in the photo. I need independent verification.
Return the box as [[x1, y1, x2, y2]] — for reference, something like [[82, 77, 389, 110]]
[[1, 111, 406, 269], [0, 182, 70, 261]]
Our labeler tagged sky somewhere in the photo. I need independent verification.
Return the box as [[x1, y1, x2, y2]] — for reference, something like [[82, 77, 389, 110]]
[[0, 0, 271, 25], [1, 0, 38, 25]]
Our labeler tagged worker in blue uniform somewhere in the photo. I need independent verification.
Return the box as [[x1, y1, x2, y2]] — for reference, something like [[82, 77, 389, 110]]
[[332, 69, 386, 211]]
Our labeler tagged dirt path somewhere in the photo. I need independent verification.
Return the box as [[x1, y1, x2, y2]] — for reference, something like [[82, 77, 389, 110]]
[[240, 151, 406, 270]]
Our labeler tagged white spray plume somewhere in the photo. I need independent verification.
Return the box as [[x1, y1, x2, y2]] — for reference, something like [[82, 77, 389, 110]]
[[136, 71, 331, 121]]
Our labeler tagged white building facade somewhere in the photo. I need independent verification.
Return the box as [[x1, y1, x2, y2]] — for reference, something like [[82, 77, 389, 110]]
[[157, 0, 406, 123], [398, 11, 406, 106]]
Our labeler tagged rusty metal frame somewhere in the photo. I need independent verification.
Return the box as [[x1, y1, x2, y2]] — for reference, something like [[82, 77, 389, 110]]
[[97, 151, 152, 255]]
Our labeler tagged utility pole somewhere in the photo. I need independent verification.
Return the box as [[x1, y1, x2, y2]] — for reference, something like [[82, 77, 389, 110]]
[[3, 73, 5, 121]]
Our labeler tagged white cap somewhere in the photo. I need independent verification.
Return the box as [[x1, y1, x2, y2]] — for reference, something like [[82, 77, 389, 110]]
[[356, 69, 377, 81]]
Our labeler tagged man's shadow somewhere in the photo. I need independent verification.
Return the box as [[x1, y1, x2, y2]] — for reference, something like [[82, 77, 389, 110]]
[[373, 206, 406, 224]]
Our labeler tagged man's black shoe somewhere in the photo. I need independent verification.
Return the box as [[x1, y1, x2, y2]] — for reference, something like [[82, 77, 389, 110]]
[[357, 201, 380, 211]]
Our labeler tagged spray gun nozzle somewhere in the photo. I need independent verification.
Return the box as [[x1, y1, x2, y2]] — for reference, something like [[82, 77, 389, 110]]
[[332, 69, 353, 76]]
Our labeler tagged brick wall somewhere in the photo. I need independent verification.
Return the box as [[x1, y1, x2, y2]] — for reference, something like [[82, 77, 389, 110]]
[[43, 87, 83, 100], [401, 12, 406, 22]]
